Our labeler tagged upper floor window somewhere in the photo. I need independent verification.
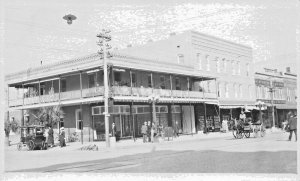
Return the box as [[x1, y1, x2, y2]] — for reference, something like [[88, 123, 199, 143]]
[[148, 74, 152, 88], [160, 76, 166, 89], [246, 63, 250, 76], [216, 57, 220, 73], [225, 83, 229, 98], [114, 72, 121, 82], [286, 88, 291, 101], [218, 83, 222, 97], [248, 85, 252, 99], [206, 55, 210, 71], [88, 73, 96, 88], [234, 84, 238, 98], [237, 61, 241, 75], [60, 78, 66, 92], [131, 72, 137, 87], [224, 59, 227, 73], [175, 77, 180, 90], [177, 54, 184, 64], [232, 60, 236, 75], [239, 84, 242, 98], [197, 53, 202, 70]]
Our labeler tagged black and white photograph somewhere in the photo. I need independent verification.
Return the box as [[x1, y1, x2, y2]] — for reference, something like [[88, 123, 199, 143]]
[[1, 0, 299, 181]]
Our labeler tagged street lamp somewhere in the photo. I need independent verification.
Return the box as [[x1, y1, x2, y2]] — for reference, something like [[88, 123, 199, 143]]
[[97, 29, 113, 148], [148, 95, 160, 128], [269, 87, 276, 130], [63, 14, 77, 25]]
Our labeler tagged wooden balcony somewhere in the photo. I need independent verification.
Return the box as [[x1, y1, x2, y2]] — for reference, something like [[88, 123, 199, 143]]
[[9, 86, 217, 108]]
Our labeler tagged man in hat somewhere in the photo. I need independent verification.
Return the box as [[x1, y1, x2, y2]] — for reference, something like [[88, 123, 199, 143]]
[[141, 122, 148, 143], [288, 113, 297, 141], [59, 127, 66, 147]]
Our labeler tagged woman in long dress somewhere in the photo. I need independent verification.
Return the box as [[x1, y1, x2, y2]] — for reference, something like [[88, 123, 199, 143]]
[[47, 126, 54, 147]]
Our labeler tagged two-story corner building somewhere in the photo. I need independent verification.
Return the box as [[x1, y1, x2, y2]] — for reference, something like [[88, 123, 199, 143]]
[[5, 49, 218, 142], [254, 67, 296, 128], [280, 67, 297, 123], [118, 30, 255, 131]]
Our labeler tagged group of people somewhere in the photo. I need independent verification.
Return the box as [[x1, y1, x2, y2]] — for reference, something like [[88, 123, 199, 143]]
[[140, 121, 181, 143], [141, 121, 157, 143], [44, 125, 66, 148]]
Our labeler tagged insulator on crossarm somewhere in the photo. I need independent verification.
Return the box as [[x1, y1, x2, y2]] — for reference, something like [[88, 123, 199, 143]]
[[105, 44, 112, 49]]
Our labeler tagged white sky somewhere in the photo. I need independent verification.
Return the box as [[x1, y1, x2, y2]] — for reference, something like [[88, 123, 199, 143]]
[[2, 0, 298, 74]]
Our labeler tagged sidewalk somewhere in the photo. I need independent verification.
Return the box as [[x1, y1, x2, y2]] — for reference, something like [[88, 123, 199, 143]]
[[5, 128, 283, 152]]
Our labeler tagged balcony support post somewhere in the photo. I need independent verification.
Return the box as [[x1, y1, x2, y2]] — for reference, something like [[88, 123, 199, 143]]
[[80, 72, 83, 98], [151, 72, 153, 93], [170, 75, 172, 97], [204, 102, 207, 133], [58, 76, 61, 102], [38, 80, 41, 103]]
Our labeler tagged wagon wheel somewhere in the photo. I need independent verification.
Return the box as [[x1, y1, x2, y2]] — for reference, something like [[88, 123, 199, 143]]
[[236, 130, 243, 139], [44, 142, 48, 150], [28, 140, 35, 151], [253, 128, 259, 138], [17, 142, 22, 151], [232, 130, 237, 138], [244, 131, 250, 138], [260, 129, 266, 137]]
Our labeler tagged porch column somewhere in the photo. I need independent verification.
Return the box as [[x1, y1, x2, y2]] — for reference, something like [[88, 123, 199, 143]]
[[151, 72, 153, 92], [167, 104, 172, 127], [80, 103, 83, 144], [130, 70, 135, 141], [58, 76, 61, 102], [38, 80, 41, 103], [80, 71, 83, 98], [170, 74, 173, 97], [7, 85, 9, 109], [204, 102, 207, 133], [22, 84, 24, 126], [130, 69, 133, 94]]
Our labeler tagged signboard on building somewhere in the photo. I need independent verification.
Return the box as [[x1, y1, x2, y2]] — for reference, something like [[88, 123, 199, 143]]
[[272, 81, 284, 87], [257, 99, 286, 104], [255, 79, 271, 87]]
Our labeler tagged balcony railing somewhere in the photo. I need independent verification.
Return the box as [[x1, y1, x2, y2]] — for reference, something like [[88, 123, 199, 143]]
[[112, 86, 217, 99], [9, 86, 217, 107]]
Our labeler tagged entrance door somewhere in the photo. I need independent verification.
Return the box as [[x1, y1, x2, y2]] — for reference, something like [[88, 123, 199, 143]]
[[121, 115, 131, 137], [93, 115, 105, 141], [75, 109, 83, 132], [182, 105, 196, 134]]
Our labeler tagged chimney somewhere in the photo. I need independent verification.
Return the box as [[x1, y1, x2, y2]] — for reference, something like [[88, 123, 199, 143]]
[[286, 67, 291, 73]]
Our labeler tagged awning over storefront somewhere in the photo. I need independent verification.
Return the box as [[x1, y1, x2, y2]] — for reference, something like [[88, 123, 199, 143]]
[[275, 104, 297, 110]]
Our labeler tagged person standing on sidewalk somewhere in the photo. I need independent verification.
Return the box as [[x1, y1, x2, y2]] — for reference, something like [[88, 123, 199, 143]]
[[288, 113, 297, 141], [147, 121, 151, 142], [151, 123, 156, 143], [59, 127, 66, 147], [47, 125, 54, 147], [141, 122, 148, 143]]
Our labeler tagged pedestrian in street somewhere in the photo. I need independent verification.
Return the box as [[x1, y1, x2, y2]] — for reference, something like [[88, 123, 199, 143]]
[[111, 122, 116, 137], [174, 121, 179, 137], [44, 126, 49, 144], [59, 127, 66, 147], [141, 122, 148, 143], [240, 111, 246, 123], [151, 123, 156, 143], [288, 113, 297, 141], [47, 125, 54, 147], [147, 121, 151, 142]]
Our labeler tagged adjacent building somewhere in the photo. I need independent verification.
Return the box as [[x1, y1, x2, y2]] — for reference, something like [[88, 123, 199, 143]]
[[254, 67, 297, 128]]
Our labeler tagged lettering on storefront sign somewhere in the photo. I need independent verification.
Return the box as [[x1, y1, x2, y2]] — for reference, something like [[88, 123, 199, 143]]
[[255, 79, 270, 86], [272, 81, 284, 87], [257, 99, 286, 104]]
